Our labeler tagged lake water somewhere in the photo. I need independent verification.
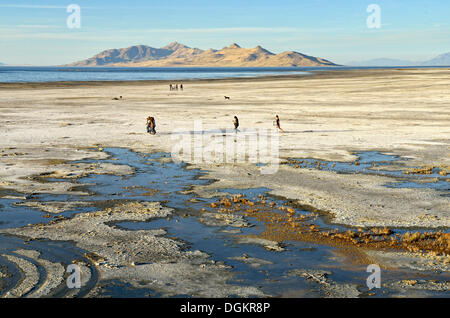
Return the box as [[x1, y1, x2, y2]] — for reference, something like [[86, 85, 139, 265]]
[[0, 148, 448, 297], [0, 66, 445, 83], [0, 66, 309, 83]]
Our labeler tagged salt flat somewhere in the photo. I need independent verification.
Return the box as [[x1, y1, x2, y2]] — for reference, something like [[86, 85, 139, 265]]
[[0, 68, 449, 228]]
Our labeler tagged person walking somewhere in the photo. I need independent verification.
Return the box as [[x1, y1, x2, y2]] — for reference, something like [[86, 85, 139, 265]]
[[146, 116, 156, 135], [274, 115, 284, 133], [233, 116, 239, 132]]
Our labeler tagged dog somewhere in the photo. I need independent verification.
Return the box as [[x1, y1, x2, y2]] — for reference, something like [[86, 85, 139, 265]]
[[224, 96, 231, 100]]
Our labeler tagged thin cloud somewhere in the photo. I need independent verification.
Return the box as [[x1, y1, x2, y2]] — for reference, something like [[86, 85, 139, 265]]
[[0, 4, 95, 9], [151, 27, 300, 33], [17, 24, 63, 29], [0, 4, 66, 9], [128, 27, 349, 34]]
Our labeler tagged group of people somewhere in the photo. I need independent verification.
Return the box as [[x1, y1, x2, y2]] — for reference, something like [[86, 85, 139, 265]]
[[146, 115, 284, 135], [169, 84, 183, 91]]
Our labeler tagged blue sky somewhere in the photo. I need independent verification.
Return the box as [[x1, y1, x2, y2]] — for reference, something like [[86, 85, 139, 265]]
[[0, 0, 449, 65]]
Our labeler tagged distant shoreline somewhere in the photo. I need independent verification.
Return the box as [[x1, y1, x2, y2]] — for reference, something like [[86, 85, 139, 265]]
[[0, 66, 449, 89]]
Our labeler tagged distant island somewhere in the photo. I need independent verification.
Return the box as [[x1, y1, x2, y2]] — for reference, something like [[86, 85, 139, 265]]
[[348, 52, 450, 67], [421, 52, 450, 66], [66, 42, 339, 67]]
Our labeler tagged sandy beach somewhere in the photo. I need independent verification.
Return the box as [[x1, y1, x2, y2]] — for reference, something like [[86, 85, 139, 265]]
[[0, 68, 449, 297]]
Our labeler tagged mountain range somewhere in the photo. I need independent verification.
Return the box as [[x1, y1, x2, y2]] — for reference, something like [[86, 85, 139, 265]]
[[66, 42, 339, 67], [347, 52, 450, 67], [421, 52, 450, 66]]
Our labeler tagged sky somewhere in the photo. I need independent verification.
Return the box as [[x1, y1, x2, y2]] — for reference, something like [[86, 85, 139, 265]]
[[0, 0, 449, 65]]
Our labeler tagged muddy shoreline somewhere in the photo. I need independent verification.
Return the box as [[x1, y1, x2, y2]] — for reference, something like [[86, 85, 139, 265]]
[[0, 147, 448, 298]]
